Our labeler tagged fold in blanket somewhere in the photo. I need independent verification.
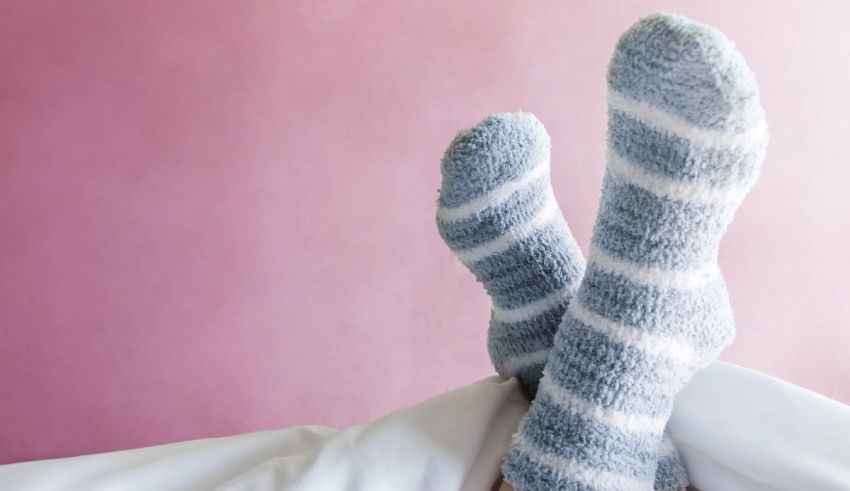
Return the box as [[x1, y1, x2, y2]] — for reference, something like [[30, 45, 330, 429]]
[[1, 362, 848, 491]]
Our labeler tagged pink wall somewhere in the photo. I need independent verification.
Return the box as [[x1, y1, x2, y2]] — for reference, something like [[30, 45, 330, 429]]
[[1, 0, 848, 464]]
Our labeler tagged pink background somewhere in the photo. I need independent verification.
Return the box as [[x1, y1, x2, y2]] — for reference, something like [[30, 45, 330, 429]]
[[2, 1, 848, 465]]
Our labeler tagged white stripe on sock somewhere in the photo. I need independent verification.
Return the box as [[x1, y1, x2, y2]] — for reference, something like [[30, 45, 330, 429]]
[[499, 348, 551, 376], [453, 191, 559, 264], [436, 158, 550, 223], [539, 371, 668, 435], [512, 429, 651, 491], [568, 301, 696, 364], [607, 90, 767, 152], [606, 150, 755, 206], [588, 245, 721, 291], [491, 286, 573, 323]]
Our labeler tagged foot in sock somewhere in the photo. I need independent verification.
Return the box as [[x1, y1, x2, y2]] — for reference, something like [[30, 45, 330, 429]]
[[436, 112, 585, 397], [436, 112, 690, 490], [502, 12, 768, 491]]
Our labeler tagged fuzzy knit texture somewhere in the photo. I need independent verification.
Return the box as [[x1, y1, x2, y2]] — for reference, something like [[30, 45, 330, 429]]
[[436, 112, 586, 398], [502, 12, 768, 491], [436, 112, 690, 490]]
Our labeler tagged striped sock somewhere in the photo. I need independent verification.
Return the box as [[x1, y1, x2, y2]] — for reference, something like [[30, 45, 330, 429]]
[[502, 12, 768, 491], [436, 112, 585, 398], [436, 112, 690, 490]]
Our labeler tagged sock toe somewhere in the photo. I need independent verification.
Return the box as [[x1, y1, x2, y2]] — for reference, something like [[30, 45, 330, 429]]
[[438, 112, 550, 209], [608, 12, 763, 132], [605, 12, 768, 192]]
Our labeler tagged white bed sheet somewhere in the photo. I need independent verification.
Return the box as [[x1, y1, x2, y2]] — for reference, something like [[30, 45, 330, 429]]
[[2, 362, 849, 491]]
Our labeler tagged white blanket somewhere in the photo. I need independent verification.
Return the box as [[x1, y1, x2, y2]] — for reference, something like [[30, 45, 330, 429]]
[[2, 362, 849, 491]]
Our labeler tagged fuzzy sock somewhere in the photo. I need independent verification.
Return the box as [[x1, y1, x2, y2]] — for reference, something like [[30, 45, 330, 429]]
[[502, 12, 768, 491], [436, 112, 690, 490], [436, 112, 585, 398]]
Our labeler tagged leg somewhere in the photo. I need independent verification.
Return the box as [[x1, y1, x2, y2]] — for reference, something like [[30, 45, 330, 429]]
[[437, 112, 585, 397], [502, 13, 768, 490], [437, 112, 691, 490]]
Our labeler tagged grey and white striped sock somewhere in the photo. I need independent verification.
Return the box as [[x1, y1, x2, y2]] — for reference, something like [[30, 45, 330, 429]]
[[502, 12, 768, 491], [437, 112, 690, 490], [437, 112, 585, 398]]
